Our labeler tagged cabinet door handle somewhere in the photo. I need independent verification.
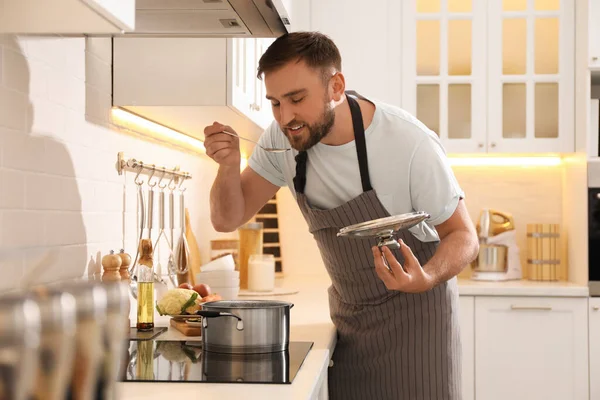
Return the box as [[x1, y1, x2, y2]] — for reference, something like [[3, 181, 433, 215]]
[[490, 142, 497, 148], [510, 305, 552, 311], [593, 306, 599, 311], [593, 56, 598, 61]]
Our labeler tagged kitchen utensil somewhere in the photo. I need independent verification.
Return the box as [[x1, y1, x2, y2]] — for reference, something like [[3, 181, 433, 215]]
[[29, 288, 77, 400], [175, 183, 191, 286], [220, 130, 290, 153], [168, 177, 178, 284], [153, 174, 177, 288], [55, 281, 107, 400], [337, 211, 430, 249], [185, 209, 202, 284], [199, 300, 293, 354], [0, 294, 41, 400]]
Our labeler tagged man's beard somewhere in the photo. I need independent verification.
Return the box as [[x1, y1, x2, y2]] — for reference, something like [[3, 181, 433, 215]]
[[282, 103, 335, 152]]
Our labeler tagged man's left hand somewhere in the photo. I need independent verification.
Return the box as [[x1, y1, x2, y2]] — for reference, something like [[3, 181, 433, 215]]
[[372, 240, 435, 293]]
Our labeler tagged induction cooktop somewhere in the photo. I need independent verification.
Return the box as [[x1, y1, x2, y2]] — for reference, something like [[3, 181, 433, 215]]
[[121, 340, 313, 384]]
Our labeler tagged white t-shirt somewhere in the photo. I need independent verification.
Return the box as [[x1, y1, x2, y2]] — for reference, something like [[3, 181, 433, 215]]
[[248, 95, 465, 242]]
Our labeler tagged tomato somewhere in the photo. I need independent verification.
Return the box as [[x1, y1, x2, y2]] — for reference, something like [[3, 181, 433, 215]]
[[193, 283, 212, 298], [178, 283, 193, 290]]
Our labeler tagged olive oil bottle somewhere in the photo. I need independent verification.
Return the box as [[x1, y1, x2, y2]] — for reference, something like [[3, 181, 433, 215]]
[[136, 239, 154, 331]]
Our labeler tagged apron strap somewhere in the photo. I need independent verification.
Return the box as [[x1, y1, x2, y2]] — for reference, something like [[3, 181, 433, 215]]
[[293, 151, 308, 193], [292, 92, 373, 194], [346, 94, 373, 192]]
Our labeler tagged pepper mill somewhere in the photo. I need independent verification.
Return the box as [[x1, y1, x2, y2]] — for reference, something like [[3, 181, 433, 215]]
[[118, 249, 131, 282], [102, 250, 122, 282]]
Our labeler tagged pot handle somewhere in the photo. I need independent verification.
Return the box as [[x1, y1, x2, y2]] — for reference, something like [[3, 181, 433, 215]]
[[195, 310, 242, 321]]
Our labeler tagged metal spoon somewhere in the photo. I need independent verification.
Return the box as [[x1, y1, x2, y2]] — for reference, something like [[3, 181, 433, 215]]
[[220, 130, 290, 153]]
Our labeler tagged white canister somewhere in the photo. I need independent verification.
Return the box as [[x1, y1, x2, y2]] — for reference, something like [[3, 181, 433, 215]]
[[247, 254, 275, 292]]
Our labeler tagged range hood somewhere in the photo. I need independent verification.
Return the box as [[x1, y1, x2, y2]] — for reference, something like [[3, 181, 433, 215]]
[[121, 0, 292, 37]]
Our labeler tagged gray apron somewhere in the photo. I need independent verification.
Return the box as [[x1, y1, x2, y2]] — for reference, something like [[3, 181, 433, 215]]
[[293, 94, 462, 400]]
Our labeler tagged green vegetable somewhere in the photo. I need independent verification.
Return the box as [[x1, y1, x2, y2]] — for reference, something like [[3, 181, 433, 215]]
[[156, 304, 164, 315], [180, 292, 198, 313]]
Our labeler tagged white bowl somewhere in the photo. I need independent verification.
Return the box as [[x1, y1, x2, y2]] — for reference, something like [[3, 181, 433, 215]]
[[200, 254, 235, 272]]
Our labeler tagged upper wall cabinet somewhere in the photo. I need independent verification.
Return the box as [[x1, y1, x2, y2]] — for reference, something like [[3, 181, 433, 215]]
[[401, 0, 574, 154], [0, 0, 135, 34], [112, 37, 273, 152]]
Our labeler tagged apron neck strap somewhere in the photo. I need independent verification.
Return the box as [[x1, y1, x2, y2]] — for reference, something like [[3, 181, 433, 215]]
[[347, 94, 373, 192], [293, 92, 373, 194]]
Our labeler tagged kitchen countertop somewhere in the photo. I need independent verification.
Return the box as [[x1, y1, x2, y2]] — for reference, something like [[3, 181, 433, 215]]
[[117, 274, 589, 399], [457, 278, 589, 297]]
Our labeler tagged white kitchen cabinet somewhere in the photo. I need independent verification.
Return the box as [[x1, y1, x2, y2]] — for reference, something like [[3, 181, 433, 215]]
[[475, 296, 588, 400], [229, 37, 276, 130], [0, 0, 135, 34], [459, 296, 475, 400], [401, 0, 574, 154], [590, 298, 600, 400], [112, 37, 272, 147], [590, 0, 600, 70]]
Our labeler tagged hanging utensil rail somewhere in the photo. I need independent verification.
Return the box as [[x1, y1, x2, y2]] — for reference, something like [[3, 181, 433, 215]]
[[117, 152, 193, 183]]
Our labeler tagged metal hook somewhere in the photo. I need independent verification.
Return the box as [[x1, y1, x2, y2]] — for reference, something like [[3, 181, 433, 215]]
[[134, 163, 145, 186], [147, 165, 158, 188], [158, 167, 169, 189], [167, 169, 177, 191], [178, 173, 188, 192]]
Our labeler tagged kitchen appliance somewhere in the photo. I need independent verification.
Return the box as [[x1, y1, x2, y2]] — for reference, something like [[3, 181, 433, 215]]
[[588, 164, 600, 295], [122, 340, 313, 384], [121, 0, 292, 38], [471, 209, 522, 281], [198, 300, 293, 354]]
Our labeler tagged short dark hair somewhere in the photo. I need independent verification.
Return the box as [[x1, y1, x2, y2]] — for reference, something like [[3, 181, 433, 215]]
[[257, 31, 342, 81]]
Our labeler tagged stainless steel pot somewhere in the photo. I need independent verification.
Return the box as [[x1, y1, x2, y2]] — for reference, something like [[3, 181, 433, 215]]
[[197, 300, 293, 354]]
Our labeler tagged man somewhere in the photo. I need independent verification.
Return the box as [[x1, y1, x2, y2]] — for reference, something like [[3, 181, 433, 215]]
[[204, 31, 479, 399]]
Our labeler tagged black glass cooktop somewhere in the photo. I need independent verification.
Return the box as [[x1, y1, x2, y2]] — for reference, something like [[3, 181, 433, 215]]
[[121, 340, 313, 384]]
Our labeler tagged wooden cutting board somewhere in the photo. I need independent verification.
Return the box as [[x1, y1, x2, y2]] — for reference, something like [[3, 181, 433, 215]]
[[185, 208, 202, 285], [170, 318, 202, 336]]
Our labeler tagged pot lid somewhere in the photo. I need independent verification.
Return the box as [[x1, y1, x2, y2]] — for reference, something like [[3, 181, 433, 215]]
[[203, 300, 293, 309], [337, 211, 430, 239]]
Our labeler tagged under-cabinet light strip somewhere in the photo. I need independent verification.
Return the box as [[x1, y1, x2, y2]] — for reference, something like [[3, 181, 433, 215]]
[[111, 107, 206, 153]]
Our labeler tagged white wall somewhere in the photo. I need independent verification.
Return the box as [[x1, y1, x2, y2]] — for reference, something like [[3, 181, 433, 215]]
[[0, 35, 228, 291]]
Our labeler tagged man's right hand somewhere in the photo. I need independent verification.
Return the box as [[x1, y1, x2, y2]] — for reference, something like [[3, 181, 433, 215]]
[[204, 122, 241, 167]]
